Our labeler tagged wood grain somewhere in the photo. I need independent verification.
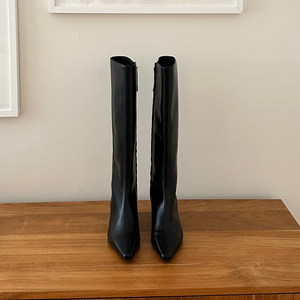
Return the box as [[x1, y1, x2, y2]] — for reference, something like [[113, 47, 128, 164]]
[[88, 297, 255, 300], [255, 295, 295, 300], [74, 295, 298, 300], [0, 200, 300, 299]]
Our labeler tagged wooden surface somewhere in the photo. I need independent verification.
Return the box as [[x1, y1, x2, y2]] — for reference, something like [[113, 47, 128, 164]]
[[0, 199, 300, 299], [93, 297, 299, 300]]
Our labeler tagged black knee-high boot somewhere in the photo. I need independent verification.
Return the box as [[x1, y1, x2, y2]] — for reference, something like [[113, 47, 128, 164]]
[[150, 56, 183, 260], [108, 56, 140, 260]]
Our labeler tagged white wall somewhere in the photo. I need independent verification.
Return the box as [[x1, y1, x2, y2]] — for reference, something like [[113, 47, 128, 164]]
[[1, 0, 300, 223]]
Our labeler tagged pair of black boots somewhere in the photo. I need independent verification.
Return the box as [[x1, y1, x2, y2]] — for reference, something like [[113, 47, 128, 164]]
[[108, 56, 183, 260]]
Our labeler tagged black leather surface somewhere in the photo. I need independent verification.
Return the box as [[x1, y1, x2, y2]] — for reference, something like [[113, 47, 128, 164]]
[[150, 56, 183, 260], [108, 56, 140, 260]]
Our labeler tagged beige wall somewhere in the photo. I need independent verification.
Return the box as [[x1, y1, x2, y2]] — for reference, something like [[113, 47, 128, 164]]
[[1, 0, 300, 223]]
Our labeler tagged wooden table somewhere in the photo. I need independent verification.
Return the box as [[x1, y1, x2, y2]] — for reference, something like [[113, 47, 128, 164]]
[[1, 199, 300, 300]]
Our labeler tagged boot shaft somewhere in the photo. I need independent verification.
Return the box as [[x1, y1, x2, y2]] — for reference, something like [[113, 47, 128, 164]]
[[110, 57, 138, 205], [151, 56, 179, 212]]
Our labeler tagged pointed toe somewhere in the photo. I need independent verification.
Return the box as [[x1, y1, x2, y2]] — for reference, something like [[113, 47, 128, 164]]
[[152, 229, 183, 261], [108, 232, 140, 260]]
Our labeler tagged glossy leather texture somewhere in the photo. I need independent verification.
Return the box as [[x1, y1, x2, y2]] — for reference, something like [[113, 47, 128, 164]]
[[150, 56, 183, 260], [108, 56, 140, 260]]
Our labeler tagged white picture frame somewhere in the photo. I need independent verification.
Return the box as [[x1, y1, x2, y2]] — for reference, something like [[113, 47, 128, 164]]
[[48, 0, 243, 14], [0, 0, 19, 117]]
